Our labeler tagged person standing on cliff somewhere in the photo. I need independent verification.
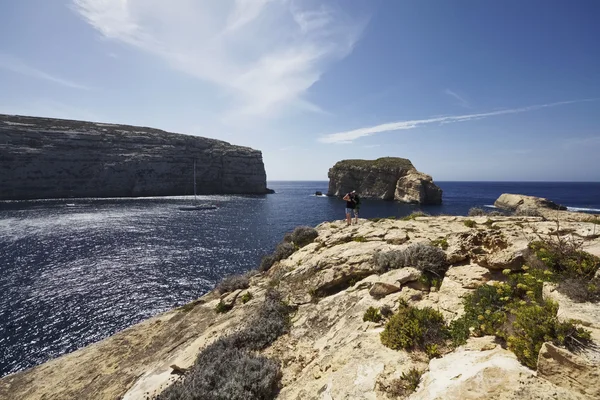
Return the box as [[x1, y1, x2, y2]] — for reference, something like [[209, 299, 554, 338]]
[[343, 191, 359, 226]]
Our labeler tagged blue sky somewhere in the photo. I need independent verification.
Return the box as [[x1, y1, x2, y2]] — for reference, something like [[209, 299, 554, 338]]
[[1, 0, 599, 181]]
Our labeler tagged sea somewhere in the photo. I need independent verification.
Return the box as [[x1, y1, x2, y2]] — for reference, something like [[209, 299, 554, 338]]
[[1, 181, 600, 377]]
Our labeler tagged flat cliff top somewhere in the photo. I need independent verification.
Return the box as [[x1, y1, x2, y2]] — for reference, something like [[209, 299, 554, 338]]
[[0, 114, 256, 153], [2, 201, 599, 400], [331, 157, 415, 170]]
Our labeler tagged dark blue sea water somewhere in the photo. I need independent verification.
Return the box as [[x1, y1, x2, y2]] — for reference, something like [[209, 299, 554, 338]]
[[1, 181, 599, 377]]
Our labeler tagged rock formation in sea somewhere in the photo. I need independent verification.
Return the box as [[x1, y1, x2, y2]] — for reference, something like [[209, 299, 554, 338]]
[[0, 114, 271, 200], [2, 195, 598, 400], [326, 157, 443, 204], [495, 193, 568, 213]]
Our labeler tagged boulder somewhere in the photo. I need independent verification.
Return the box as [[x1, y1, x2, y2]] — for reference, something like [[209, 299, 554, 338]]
[[494, 193, 567, 212], [369, 282, 401, 298], [412, 337, 585, 400], [326, 157, 442, 204], [537, 342, 600, 398]]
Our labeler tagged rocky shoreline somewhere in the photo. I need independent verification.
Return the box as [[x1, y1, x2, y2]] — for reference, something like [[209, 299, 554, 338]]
[[1, 194, 599, 399]]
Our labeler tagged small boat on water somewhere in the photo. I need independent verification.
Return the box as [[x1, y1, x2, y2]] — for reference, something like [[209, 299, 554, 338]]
[[179, 159, 218, 211]]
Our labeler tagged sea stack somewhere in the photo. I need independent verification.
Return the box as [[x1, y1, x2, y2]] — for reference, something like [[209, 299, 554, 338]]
[[0, 114, 271, 200], [327, 157, 442, 204]]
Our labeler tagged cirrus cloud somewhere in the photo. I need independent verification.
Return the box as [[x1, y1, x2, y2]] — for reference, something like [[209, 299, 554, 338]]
[[72, 0, 366, 119]]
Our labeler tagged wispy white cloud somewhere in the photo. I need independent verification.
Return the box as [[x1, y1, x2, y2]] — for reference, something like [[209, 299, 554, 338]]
[[72, 0, 365, 119], [0, 53, 90, 90], [444, 88, 470, 108], [319, 99, 597, 144]]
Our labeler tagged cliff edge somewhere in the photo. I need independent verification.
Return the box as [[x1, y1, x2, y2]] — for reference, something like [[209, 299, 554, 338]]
[[327, 157, 442, 204], [0, 114, 270, 200], [2, 205, 599, 399]]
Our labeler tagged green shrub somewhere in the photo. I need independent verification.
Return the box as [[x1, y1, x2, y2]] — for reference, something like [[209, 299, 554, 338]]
[[463, 219, 476, 228], [507, 301, 592, 369], [380, 304, 394, 319], [430, 237, 449, 250], [215, 300, 233, 314], [363, 307, 382, 323], [368, 217, 381, 222], [387, 368, 423, 397], [402, 211, 430, 221], [529, 241, 600, 279], [290, 226, 319, 248], [380, 303, 448, 352], [240, 292, 253, 304], [353, 236, 367, 243], [468, 207, 487, 217], [489, 211, 505, 217], [514, 207, 543, 217]]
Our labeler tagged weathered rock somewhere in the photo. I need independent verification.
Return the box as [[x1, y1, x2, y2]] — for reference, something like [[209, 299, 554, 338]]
[[495, 193, 567, 212], [221, 289, 242, 308], [0, 114, 270, 200], [412, 337, 585, 400], [479, 247, 527, 271], [537, 342, 600, 398], [327, 157, 442, 204], [379, 267, 421, 286], [437, 265, 490, 320], [395, 171, 443, 205], [369, 282, 401, 298]]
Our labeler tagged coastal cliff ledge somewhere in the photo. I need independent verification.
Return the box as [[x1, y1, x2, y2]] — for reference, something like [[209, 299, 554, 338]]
[[2, 204, 599, 400], [0, 114, 271, 200], [326, 157, 442, 204]]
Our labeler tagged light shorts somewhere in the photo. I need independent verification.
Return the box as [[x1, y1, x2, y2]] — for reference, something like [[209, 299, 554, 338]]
[[345, 207, 354, 214]]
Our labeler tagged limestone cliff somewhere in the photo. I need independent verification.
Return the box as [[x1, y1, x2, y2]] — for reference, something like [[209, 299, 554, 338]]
[[2, 208, 599, 400], [0, 114, 270, 200], [495, 193, 567, 213], [327, 157, 442, 204]]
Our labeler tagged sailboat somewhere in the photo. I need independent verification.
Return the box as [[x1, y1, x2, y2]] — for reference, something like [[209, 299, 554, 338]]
[[179, 159, 218, 211]]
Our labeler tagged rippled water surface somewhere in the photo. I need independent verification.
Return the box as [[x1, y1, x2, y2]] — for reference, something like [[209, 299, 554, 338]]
[[1, 181, 599, 377]]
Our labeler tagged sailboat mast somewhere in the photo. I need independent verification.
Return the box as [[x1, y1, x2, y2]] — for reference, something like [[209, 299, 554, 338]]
[[193, 159, 197, 201]]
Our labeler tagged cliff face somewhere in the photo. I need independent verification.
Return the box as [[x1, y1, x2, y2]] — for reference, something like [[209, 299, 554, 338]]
[[2, 209, 599, 400], [327, 157, 442, 204], [0, 115, 270, 200]]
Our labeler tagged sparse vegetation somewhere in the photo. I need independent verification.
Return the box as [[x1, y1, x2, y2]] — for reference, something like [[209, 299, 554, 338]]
[[430, 237, 449, 250], [387, 368, 423, 397], [216, 272, 252, 294], [290, 226, 319, 248], [240, 292, 253, 304], [514, 207, 543, 217], [159, 290, 291, 400], [374, 243, 447, 277], [363, 307, 383, 323], [353, 236, 367, 243], [215, 300, 233, 314], [463, 219, 476, 228], [402, 211, 430, 221], [468, 207, 487, 216]]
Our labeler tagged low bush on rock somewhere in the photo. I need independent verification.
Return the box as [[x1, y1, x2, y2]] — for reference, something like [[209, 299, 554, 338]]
[[216, 272, 252, 294], [374, 244, 447, 278], [240, 292, 253, 304], [449, 268, 593, 369], [215, 300, 233, 314], [468, 207, 487, 216], [259, 227, 318, 272], [158, 290, 291, 400], [463, 219, 476, 228], [290, 226, 319, 248], [402, 211, 429, 221], [380, 301, 448, 354], [430, 237, 449, 250], [514, 207, 543, 217], [363, 307, 382, 323], [387, 368, 423, 397]]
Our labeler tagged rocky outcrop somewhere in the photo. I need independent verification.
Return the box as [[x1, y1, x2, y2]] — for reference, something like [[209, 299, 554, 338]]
[[0, 114, 270, 200], [2, 211, 599, 400], [495, 193, 567, 213], [327, 157, 442, 204]]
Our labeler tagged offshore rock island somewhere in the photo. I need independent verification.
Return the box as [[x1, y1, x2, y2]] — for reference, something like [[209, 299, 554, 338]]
[[327, 157, 443, 205], [0, 114, 271, 200], [1, 195, 599, 399]]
